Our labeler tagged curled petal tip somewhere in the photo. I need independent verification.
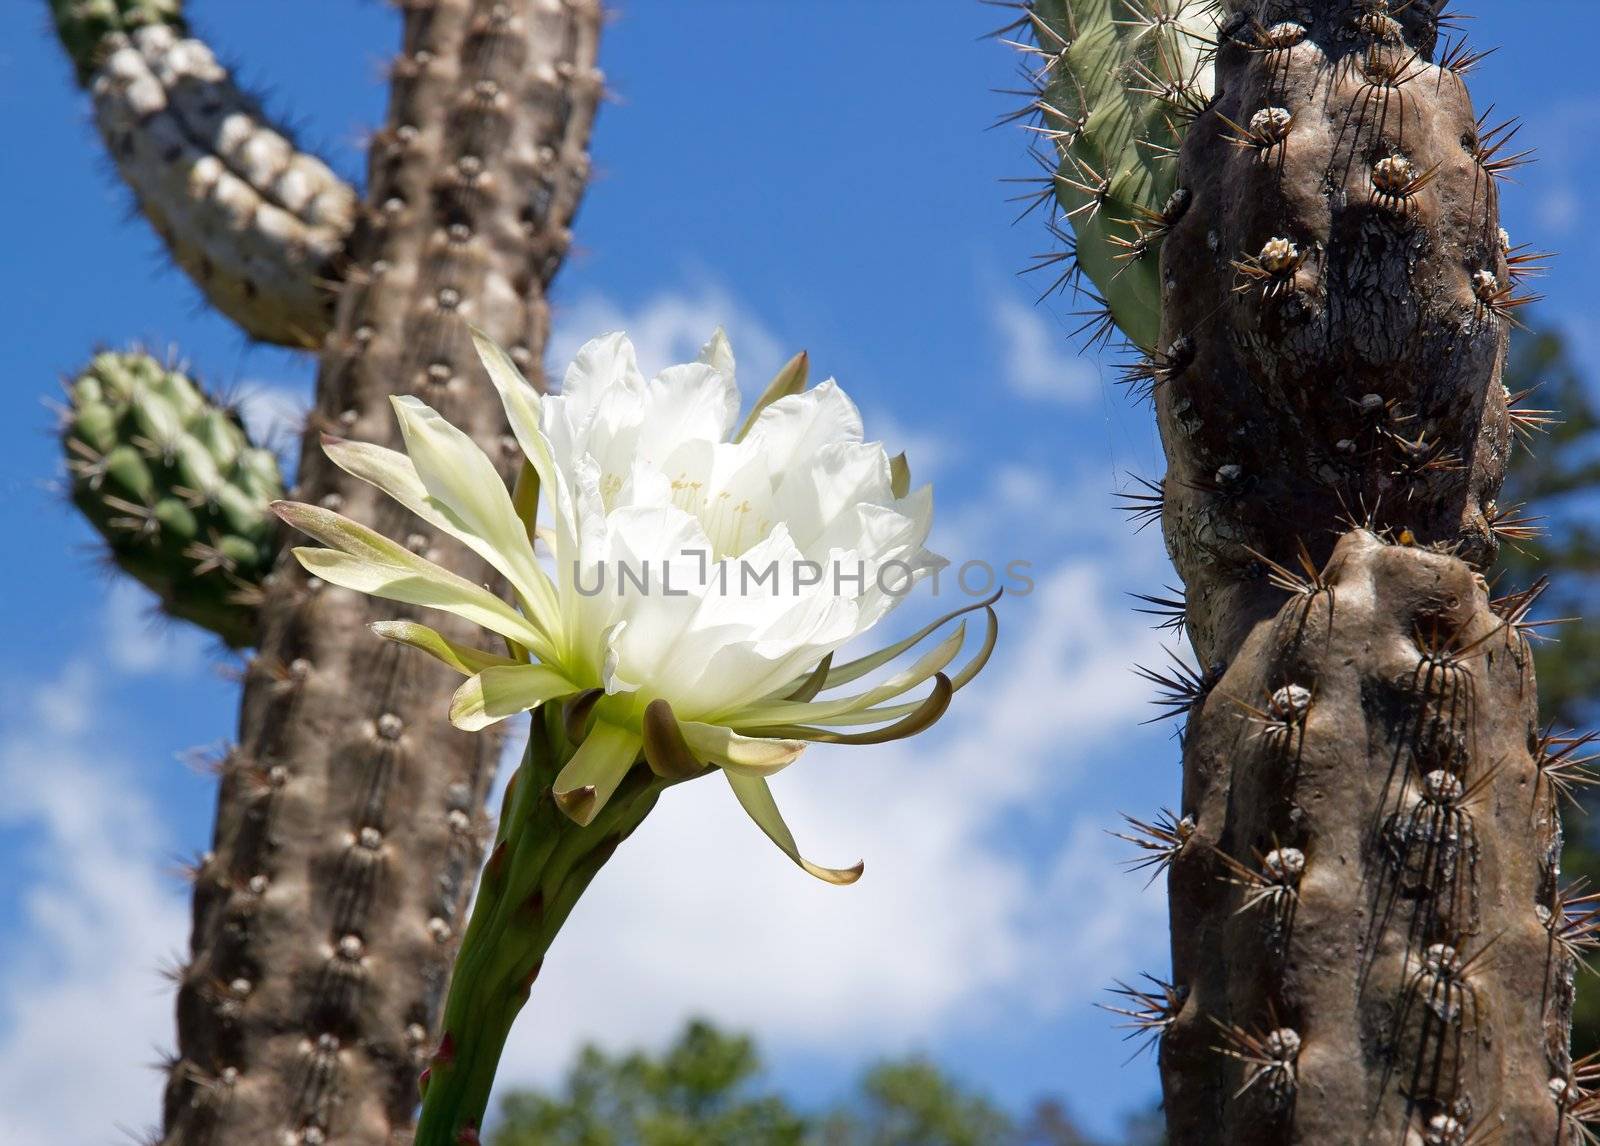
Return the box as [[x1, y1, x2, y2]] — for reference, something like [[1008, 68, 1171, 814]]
[[554, 784, 599, 825], [642, 698, 707, 780]]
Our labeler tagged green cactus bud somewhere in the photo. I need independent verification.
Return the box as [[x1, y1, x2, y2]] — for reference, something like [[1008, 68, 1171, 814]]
[[62, 351, 283, 647], [1026, 0, 1222, 352], [50, 0, 184, 81]]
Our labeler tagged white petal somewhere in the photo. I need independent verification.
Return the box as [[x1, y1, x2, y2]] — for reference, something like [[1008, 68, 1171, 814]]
[[697, 327, 736, 389], [323, 434, 560, 644], [638, 362, 739, 461], [561, 331, 644, 412], [743, 379, 863, 472]]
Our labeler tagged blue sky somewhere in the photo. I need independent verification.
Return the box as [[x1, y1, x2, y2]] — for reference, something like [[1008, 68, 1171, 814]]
[[2, 2, 1598, 1141]]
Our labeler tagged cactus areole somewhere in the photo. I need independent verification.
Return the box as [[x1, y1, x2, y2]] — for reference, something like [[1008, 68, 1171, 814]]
[[1013, 0, 1577, 1141], [278, 330, 996, 1141]]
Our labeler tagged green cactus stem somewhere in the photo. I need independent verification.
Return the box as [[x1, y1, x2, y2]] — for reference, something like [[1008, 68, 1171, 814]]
[[414, 705, 668, 1145], [62, 350, 282, 647], [1024, 0, 1223, 352], [53, 3, 358, 347]]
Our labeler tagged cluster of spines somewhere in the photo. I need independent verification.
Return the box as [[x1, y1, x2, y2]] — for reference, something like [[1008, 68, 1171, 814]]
[[61, 350, 282, 648]]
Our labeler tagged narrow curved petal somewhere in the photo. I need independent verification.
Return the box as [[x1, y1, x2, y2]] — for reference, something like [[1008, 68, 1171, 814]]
[[553, 720, 642, 827], [641, 699, 707, 780], [744, 673, 953, 745], [725, 771, 862, 886], [390, 395, 547, 596], [821, 589, 1003, 689], [678, 720, 806, 776], [276, 501, 546, 650], [450, 664, 578, 731], [323, 434, 560, 639], [732, 619, 966, 726], [370, 620, 520, 676]]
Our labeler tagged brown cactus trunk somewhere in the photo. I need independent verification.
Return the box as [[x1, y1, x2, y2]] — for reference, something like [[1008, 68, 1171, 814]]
[[1153, 2, 1570, 1141], [161, 3, 602, 1142]]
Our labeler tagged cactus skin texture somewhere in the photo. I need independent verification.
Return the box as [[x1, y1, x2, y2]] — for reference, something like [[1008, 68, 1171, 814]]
[[1151, 2, 1566, 1141], [63, 351, 282, 648], [55, 3, 358, 347], [154, 3, 605, 1143], [1028, 0, 1222, 352], [1163, 531, 1563, 1142], [1013, 0, 1573, 1140]]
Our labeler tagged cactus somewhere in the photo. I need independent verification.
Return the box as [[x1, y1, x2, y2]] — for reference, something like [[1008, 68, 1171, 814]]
[[1010, 0, 1578, 1139], [62, 350, 282, 647], [1019, 0, 1223, 352], [54, 2, 358, 347], [48, 1, 604, 1142]]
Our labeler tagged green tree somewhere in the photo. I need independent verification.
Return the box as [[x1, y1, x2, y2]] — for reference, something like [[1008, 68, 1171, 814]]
[[490, 1021, 1143, 1146], [493, 1021, 808, 1146], [1497, 325, 1600, 1055]]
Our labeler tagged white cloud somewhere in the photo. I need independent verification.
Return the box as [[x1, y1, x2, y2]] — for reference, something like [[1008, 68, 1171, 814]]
[[991, 293, 1099, 405], [549, 286, 786, 394], [0, 663, 188, 1144]]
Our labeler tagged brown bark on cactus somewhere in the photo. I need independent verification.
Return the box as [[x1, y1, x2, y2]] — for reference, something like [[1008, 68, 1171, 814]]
[[1151, 2, 1571, 1141], [161, 3, 602, 1143]]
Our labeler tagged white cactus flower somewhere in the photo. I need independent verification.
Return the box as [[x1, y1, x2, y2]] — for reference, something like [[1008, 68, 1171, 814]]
[[276, 328, 995, 883]]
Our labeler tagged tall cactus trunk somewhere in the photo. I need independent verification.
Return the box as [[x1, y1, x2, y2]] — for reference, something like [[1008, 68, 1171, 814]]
[[1152, 2, 1567, 1141], [161, 3, 602, 1142], [1007, 0, 1576, 1140]]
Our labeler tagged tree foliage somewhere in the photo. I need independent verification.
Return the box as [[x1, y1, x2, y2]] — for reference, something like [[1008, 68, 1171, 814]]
[[490, 1020, 1157, 1146]]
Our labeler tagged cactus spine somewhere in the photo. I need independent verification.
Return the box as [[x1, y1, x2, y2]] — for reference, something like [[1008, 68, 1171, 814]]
[[56, 2, 358, 347], [63, 351, 283, 646], [50, 1, 603, 1142], [1013, 0, 1575, 1139]]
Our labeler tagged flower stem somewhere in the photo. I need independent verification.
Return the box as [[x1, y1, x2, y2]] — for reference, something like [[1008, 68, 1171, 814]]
[[413, 704, 663, 1145]]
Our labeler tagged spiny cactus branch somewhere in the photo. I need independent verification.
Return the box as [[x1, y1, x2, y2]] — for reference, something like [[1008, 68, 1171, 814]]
[[1009, 0, 1571, 1139], [61, 350, 283, 647], [158, 2, 603, 1142], [54, 2, 358, 347]]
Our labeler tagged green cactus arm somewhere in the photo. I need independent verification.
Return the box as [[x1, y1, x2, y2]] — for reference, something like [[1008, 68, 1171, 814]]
[[50, 0, 183, 80], [50, 2, 358, 347], [1027, 0, 1222, 352], [61, 350, 282, 648]]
